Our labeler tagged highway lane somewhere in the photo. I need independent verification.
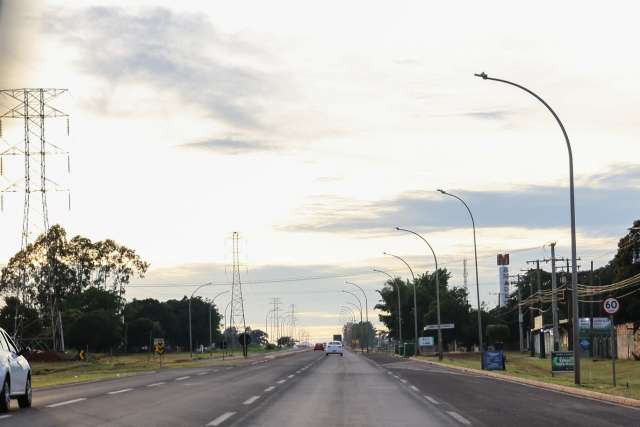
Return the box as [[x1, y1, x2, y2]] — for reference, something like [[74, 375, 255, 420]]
[[242, 350, 458, 427], [0, 349, 323, 426], [364, 352, 640, 427]]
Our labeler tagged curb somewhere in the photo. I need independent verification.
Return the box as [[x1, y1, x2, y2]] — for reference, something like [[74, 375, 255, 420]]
[[410, 356, 640, 409]]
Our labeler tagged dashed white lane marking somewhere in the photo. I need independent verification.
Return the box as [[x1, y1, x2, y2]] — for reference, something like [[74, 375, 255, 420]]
[[213, 369, 220, 373], [410, 385, 420, 392], [46, 398, 87, 408], [287, 374, 295, 378], [400, 379, 407, 384], [243, 395, 261, 405], [296, 370, 302, 374], [226, 367, 233, 370], [207, 412, 236, 426], [264, 386, 275, 392], [251, 362, 258, 365], [147, 382, 165, 387], [198, 371, 210, 376], [393, 375, 399, 379], [108, 388, 133, 395], [176, 376, 190, 381], [0, 415, 11, 419], [387, 371, 393, 375], [447, 411, 471, 425], [424, 395, 439, 405], [277, 379, 287, 384]]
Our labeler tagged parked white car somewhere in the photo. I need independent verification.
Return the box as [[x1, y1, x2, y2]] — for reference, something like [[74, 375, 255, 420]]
[[325, 341, 343, 356], [0, 328, 31, 412]]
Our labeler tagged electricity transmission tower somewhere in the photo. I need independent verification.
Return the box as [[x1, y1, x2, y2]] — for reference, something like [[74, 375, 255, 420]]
[[0, 88, 70, 349], [229, 232, 248, 357]]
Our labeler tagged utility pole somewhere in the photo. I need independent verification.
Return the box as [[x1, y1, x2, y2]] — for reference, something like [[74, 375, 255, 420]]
[[517, 276, 524, 352], [545, 243, 561, 351], [525, 259, 543, 356], [589, 261, 594, 358]]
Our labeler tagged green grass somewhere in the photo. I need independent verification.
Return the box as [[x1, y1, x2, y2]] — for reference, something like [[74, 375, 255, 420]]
[[31, 347, 283, 389], [417, 352, 640, 400]]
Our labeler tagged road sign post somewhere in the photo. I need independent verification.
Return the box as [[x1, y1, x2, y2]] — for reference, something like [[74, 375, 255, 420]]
[[154, 338, 165, 368], [603, 297, 619, 387]]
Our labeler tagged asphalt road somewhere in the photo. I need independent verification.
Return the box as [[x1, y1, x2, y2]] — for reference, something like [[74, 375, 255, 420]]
[[0, 349, 637, 426]]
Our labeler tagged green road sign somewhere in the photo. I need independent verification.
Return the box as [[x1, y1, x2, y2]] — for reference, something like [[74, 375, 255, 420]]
[[551, 351, 574, 373]]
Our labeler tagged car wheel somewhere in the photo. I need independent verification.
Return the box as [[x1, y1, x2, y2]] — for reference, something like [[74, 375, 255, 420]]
[[0, 377, 9, 413], [18, 376, 31, 409]]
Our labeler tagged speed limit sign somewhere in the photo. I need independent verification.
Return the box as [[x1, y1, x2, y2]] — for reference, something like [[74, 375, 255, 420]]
[[603, 297, 620, 315]]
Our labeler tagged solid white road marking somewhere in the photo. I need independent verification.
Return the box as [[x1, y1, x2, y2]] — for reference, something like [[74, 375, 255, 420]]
[[447, 411, 471, 425], [46, 398, 87, 408], [176, 376, 190, 381], [277, 379, 287, 384], [108, 388, 133, 395], [207, 412, 236, 426], [410, 385, 420, 392], [264, 386, 275, 392], [424, 395, 439, 405], [243, 395, 261, 405], [147, 382, 165, 387]]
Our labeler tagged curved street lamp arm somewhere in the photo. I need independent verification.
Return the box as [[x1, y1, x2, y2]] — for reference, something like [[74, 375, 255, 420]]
[[190, 282, 213, 299], [383, 252, 416, 280], [373, 268, 395, 282], [395, 228, 438, 269]]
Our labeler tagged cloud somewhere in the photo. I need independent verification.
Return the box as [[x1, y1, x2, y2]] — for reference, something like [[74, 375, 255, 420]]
[[47, 6, 275, 130], [281, 166, 640, 235], [180, 138, 277, 155], [0, 2, 34, 88]]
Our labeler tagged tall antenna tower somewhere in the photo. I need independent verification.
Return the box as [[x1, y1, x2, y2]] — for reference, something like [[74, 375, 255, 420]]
[[0, 88, 70, 347], [229, 231, 248, 357]]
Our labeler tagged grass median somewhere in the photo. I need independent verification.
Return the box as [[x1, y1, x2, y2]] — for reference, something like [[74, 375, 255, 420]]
[[417, 351, 640, 400], [31, 347, 284, 389]]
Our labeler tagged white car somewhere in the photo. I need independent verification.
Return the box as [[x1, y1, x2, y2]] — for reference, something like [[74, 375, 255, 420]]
[[0, 328, 32, 412], [325, 341, 343, 356]]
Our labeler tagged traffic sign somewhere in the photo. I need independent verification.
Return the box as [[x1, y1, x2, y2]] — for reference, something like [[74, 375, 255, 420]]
[[154, 338, 165, 355], [424, 323, 454, 331], [79, 350, 86, 361], [603, 297, 620, 315]]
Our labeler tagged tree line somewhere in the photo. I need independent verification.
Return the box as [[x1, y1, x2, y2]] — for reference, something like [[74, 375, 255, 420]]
[[374, 219, 640, 349]]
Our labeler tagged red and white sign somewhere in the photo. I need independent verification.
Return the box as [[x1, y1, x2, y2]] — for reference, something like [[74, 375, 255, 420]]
[[603, 297, 620, 315]]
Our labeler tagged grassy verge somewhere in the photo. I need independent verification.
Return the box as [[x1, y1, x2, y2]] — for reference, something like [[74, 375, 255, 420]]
[[31, 347, 285, 389], [417, 352, 640, 400]]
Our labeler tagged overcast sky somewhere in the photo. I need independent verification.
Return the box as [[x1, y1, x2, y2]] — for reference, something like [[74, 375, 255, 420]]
[[1, 0, 639, 340]]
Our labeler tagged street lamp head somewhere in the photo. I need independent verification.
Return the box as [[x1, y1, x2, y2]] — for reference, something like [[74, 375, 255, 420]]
[[395, 227, 400, 231], [436, 189, 447, 194], [474, 72, 488, 79]]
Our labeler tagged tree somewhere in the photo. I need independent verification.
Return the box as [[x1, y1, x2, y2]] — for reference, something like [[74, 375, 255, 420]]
[[0, 225, 148, 351], [66, 310, 122, 352]]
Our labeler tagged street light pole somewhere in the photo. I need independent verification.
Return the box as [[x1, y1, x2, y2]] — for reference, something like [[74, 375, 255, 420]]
[[342, 290, 364, 351], [346, 281, 369, 352], [208, 290, 229, 356], [384, 252, 419, 355], [475, 72, 580, 384], [437, 189, 483, 352], [395, 228, 443, 361], [189, 282, 213, 359], [373, 269, 402, 347]]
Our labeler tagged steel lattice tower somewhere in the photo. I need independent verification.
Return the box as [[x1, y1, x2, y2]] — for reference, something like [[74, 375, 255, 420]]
[[0, 88, 69, 246], [229, 231, 248, 357], [0, 88, 69, 347]]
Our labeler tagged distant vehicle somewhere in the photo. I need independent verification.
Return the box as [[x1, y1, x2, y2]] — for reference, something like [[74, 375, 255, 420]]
[[332, 334, 342, 342], [325, 341, 343, 356], [313, 343, 324, 351], [0, 328, 32, 412]]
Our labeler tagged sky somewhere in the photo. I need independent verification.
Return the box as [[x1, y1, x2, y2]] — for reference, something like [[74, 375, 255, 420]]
[[1, 0, 639, 341]]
